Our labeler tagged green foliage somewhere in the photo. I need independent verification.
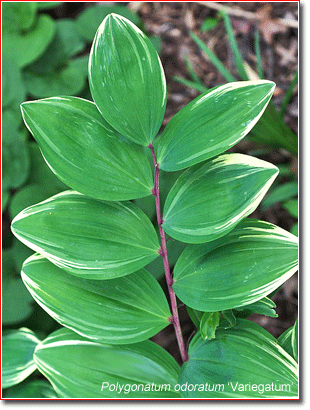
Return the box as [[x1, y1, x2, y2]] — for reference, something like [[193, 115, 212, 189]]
[[2, 2, 38, 33], [3, 11, 56, 68], [283, 199, 298, 218], [157, 81, 275, 171], [2, 58, 26, 112], [2, 124, 30, 191], [37, 2, 63, 10], [177, 11, 298, 155], [2, 328, 40, 388], [2, 250, 34, 325], [89, 14, 167, 146], [234, 297, 278, 318], [21, 97, 153, 201], [23, 19, 87, 98], [200, 312, 221, 340], [281, 70, 298, 117], [278, 319, 298, 362], [76, 4, 142, 42], [173, 219, 298, 311], [22, 254, 170, 344], [175, 9, 299, 248], [201, 16, 220, 32], [12, 192, 160, 279], [162, 155, 278, 243], [4, 380, 58, 399], [179, 320, 298, 398], [261, 181, 298, 210], [187, 296, 278, 331], [1, 2, 162, 333], [5, 10, 298, 399], [34, 328, 181, 398]]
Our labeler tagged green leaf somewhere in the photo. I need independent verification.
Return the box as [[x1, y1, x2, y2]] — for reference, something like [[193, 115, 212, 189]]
[[179, 319, 298, 398], [261, 181, 298, 210], [277, 164, 295, 177], [3, 105, 23, 133], [2, 15, 56, 68], [163, 154, 278, 243], [235, 296, 278, 318], [254, 30, 264, 79], [25, 19, 85, 75], [11, 238, 34, 273], [157, 80, 275, 171], [278, 327, 294, 358], [250, 101, 298, 155], [2, 107, 26, 142], [173, 76, 208, 94], [89, 14, 167, 146], [2, 275, 34, 325], [184, 55, 204, 86], [2, 189, 10, 211], [9, 184, 52, 220], [27, 142, 68, 191], [23, 59, 87, 98], [2, 328, 40, 388], [221, 11, 248, 81], [278, 319, 298, 362], [292, 319, 298, 361], [2, 58, 26, 110], [221, 310, 237, 326], [186, 306, 204, 328], [190, 31, 236, 83], [201, 17, 219, 32], [22, 254, 170, 344], [76, 5, 142, 42], [283, 199, 298, 218], [291, 223, 298, 236], [34, 327, 180, 398], [21, 97, 153, 201], [4, 380, 58, 398], [200, 312, 220, 340], [36, 2, 63, 10], [280, 70, 298, 117], [148, 35, 162, 53], [11, 191, 160, 279], [71, 54, 89, 76], [134, 195, 156, 222], [2, 2, 38, 33], [173, 219, 298, 311], [2, 250, 34, 325], [2, 127, 30, 191]]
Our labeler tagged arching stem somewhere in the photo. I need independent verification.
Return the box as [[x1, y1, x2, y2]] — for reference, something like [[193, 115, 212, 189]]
[[148, 143, 188, 363]]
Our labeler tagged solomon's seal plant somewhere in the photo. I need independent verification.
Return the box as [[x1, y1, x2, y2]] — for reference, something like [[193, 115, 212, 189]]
[[7, 14, 298, 399]]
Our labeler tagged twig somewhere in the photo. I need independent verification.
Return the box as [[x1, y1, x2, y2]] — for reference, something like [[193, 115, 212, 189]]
[[148, 143, 188, 364], [201, 2, 298, 29]]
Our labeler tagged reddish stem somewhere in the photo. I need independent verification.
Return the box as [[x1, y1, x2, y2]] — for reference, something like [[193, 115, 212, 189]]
[[148, 143, 188, 363]]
